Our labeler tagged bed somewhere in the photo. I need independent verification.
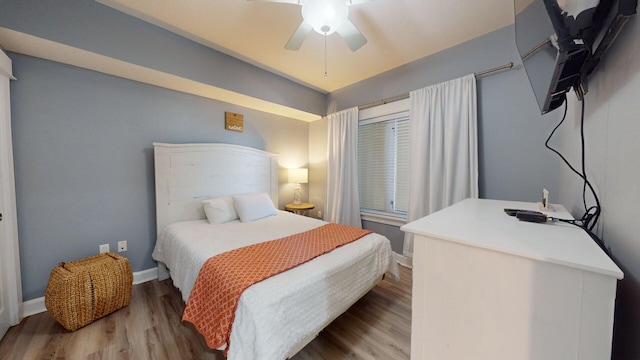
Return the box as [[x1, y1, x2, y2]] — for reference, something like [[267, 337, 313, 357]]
[[151, 142, 399, 359]]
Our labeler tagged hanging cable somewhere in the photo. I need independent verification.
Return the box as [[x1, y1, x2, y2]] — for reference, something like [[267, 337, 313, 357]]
[[544, 98, 607, 254], [582, 99, 588, 211]]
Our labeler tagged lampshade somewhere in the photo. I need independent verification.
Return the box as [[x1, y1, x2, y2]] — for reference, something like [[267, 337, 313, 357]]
[[302, 0, 348, 36], [288, 168, 308, 184]]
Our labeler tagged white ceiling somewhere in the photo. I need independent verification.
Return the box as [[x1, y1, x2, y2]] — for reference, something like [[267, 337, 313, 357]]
[[96, 0, 515, 93]]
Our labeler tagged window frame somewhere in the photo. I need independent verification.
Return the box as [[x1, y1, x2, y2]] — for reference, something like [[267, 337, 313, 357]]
[[358, 99, 410, 227]]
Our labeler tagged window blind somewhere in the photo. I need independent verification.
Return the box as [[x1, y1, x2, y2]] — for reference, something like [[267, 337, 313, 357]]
[[358, 113, 409, 217]]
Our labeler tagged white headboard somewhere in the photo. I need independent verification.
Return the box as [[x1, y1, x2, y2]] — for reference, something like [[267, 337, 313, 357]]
[[153, 142, 279, 233]]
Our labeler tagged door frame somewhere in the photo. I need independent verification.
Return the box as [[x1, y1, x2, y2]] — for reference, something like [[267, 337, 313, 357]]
[[0, 48, 22, 336]]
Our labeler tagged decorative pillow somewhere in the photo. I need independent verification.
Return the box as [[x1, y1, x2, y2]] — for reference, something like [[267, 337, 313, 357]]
[[202, 197, 239, 224], [233, 192, 277, 223]]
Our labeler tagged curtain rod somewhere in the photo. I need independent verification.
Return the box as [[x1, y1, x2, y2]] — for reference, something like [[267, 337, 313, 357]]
[[357, 61, 514, 111]]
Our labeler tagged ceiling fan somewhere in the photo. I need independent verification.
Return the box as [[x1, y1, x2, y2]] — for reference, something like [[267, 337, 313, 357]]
[[249, 0, 371, 51]]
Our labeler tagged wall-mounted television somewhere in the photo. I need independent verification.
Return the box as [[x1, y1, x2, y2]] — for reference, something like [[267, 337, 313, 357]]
[[515, 0, 637, 114]]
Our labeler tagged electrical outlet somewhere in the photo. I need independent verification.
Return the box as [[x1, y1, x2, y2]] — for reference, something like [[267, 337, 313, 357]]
[[99, 244, 110, 254], [118, 240, 127, 253], [318, 210, 322, 218]]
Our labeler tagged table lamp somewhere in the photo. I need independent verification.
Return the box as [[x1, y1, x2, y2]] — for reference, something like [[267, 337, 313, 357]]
[[288, 168, 308, 205]]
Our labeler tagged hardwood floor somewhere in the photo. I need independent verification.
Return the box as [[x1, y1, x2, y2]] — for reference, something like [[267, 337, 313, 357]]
[[0, 265, 411, 360]]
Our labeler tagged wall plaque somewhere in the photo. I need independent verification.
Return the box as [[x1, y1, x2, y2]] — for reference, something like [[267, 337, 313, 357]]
[[225, 112, 244, 132]]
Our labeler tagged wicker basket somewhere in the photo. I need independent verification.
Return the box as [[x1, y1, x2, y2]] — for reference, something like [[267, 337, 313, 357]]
[[45, 252, 133, 331]]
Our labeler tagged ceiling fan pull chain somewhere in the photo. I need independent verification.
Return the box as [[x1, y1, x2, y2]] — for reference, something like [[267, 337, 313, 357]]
[[324, 34, 328, 78]]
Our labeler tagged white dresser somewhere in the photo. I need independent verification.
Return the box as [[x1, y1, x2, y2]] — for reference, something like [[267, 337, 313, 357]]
[[401, 198, 623, 360]]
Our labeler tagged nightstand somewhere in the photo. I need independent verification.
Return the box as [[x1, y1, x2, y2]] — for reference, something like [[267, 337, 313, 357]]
[[285, 203, 315, 216]]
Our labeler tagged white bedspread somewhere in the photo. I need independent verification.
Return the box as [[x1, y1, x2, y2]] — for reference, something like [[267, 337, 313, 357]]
[[152, 210, 399, 360]]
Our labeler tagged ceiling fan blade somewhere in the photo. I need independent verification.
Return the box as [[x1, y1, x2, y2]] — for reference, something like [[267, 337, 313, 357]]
[[285, 21, 313, 50], [337, 19, 367, 51]]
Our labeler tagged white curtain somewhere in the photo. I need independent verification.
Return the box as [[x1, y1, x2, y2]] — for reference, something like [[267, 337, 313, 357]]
[[325, 107, 362, 228], [403, 74, 479, 257]]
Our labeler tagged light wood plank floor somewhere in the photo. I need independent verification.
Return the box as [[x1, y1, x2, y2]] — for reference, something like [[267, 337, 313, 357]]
[[0, 266, 411, 360]]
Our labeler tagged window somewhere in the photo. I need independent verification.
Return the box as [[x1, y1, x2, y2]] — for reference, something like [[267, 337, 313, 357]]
[[358, 101, 409, 225]]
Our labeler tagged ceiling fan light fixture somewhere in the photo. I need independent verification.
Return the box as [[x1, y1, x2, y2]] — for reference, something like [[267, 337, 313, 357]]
[[302, 0, 348, 36]]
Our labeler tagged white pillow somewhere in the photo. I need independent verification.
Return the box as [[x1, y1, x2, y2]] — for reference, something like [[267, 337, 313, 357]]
[[233, 192, 277, 223], [202, 197, 238, 224]]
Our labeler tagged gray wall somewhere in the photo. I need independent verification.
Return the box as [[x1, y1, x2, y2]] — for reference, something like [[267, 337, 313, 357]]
[[311, 24, 565, 251], [554, 16, 640, 360], [10, 53, 310, 301], [326, 24, 563, 202], [0, 0, 326, 115], [361, 221, 404, 254], [2, 0, 319, 302]]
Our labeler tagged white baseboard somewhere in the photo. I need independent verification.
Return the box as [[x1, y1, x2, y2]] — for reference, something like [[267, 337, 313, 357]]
[[393, 251, 413, 269], [133, 267, 158, 285], [22, 266, 158, 318], [23, 297, 47, 318]]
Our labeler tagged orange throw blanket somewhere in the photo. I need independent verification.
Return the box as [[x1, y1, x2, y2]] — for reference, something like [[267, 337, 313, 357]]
[[182, 223, 372, 352]]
